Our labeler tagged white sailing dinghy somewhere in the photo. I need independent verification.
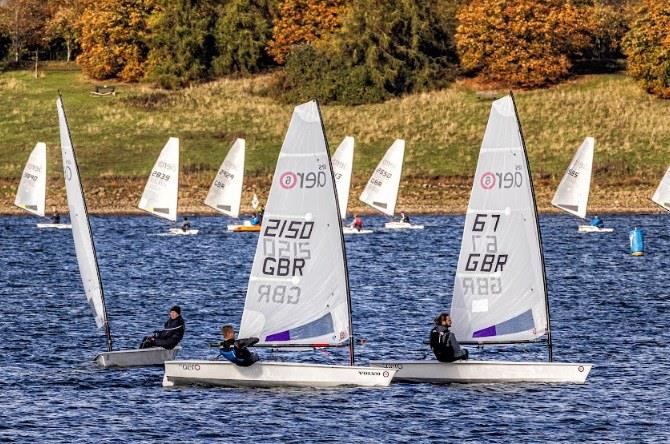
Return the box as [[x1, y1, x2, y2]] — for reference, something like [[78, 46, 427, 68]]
[[371, 95, 592, 384], [15, 142, 71, 229], [163, 100, 396, 388], [360, 140, 423, 230], [138, 137, 198, 235], [57, 96, 179, 368], [333, 137, 372, 235], [551, 137, 612, 233], [651, 166, 670, 212]]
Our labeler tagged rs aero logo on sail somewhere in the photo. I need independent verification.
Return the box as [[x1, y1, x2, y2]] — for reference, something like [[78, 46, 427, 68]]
[[480, 165, 523, 190], [280, 167, 327, 189]]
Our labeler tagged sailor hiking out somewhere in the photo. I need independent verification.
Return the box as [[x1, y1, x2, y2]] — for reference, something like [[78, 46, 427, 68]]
[[215, 324, 259, 367]]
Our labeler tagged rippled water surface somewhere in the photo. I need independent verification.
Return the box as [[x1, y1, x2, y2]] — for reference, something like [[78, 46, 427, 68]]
[[1, 214, 669, 442]]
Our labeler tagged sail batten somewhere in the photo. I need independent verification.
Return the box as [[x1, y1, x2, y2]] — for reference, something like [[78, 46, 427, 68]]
[[138, 138, 179, 221], [450, 95, 549, 346], [651, 166, 670, 212], [205, 138, 245, 218], [15, 142, 47, 217], [551, 137, 595, 219], [239, 101, 351, 349], [359, 139, 405, 216]]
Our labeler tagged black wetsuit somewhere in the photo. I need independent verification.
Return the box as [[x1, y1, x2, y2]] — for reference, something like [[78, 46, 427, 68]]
[[143, 316, 185, 350], [182, 221, 191, 231], [430, 325, 468, 362], [219, 337, 260, 367]]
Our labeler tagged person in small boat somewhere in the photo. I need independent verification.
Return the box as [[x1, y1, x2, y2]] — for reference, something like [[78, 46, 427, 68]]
[[51, 208, 60, 224], [430, 312, 468, 362], [349, 214, 363, 231], [399, 212, 410, 224], [216, 323, 259, 367], [181, 216, 191, 232], [257, 205, 265, 224], [590, 215, 604, 229], [250, 212, 260, 225], [139, 305, 185, 350]]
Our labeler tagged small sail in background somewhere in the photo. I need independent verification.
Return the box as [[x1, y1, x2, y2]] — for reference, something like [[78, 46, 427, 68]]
[[551, 137, 595, 219], [15, 142, 47, 217], [359, 139, 405, 216], [651, 166, 670, 212], [138, 137, 180, 221], [332, 136, 354, 219], [205, 138, 245, 218]]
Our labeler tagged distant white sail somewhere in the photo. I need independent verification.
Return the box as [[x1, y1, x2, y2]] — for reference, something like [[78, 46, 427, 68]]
[[15, 142, 47, 217], [239, 100, 351, 347], [651, 166, 670, 212], [57, 97, 107, 329], [332, 136, 354, 219], [450, 95, 548, 344], [138, 138, 179, 221], [359, 139, 405, 216], [251, 193, 260, 210], [204, 138, 245, 218], [551, 137, 594, 219]]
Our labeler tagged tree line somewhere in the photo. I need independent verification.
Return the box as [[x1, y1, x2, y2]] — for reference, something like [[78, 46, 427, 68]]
[[1, 0, 668, 103]]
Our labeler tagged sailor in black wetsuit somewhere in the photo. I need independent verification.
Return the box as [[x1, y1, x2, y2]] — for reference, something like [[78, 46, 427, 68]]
[[181, 216, 191, 232], [139, 306, 185, 350], [430, 312, 468, 362], [217, 324, 259, 367]]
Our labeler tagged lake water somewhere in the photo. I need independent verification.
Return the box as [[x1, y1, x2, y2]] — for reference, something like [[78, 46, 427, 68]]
[[0, 214, 668, 442]]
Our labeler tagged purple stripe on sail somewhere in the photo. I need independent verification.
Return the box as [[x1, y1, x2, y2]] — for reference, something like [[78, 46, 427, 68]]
[[265, 330, 290, 341], [473, 325, 497, 338]]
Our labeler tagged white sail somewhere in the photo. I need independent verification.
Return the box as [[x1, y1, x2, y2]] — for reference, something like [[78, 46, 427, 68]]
[[450, 95, 548, 344], [551, 137, 594, 219], [332, 136, 354, 219], [359, 139, 405, 216], [204, 138, 245, 217], [57, 97, 107, 329], [15, 142, 47, 217], [239, 100, 351, 347], [652, 166, 670, 212], [138, 138, 179, 221], [251, 193, 260, 210]]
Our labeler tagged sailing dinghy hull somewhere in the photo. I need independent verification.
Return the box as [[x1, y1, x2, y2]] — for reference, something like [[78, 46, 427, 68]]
[[36, 223, 72, 229], [370, 360, 592, 384], [227, 223, 261, 232], [578, 225, 613, 233], [342, 226, 373, 235], [95, 347, 180, 368], [163, 360, 396, 388], [384, 221, 424, 230], [166, 228, 199, 236]]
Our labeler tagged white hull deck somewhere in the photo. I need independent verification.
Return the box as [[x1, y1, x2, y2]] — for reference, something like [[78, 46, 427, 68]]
[[95, 347, 180, 368], [163, 360, 396, 388], [578, 225, 613, 233], [342, 226, 373, 235], [384, 221, 424, 230], [165, 228, 199, 236], [370, 360, 592, 384], [37, 223, 71, 229]]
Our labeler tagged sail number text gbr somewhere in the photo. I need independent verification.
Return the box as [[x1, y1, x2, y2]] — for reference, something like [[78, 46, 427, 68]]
[[462, 214, 508, 296], [258, 218, 314, 304]]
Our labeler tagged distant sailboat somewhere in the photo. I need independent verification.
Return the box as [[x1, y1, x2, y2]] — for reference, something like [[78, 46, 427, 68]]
[[57, 96, 178, 367], [551, 137, 612, 233], [15, 142, 71, 229], [360, 140, 423, 229], [138, 138, 198, 235], [163, 100, 396, 388], [651, 167, 670, 212], [332, 137, 372, 235], [372, 95, 592, 383]]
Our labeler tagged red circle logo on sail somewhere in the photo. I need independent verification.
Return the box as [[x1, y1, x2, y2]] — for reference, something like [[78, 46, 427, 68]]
[[480, 172, 496, 189], [280, 172, 298, 189]]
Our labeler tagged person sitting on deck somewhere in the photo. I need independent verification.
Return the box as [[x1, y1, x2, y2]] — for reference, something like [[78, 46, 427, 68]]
[[51, 208, 61, 224], [139, 306, 185, 350], [257, 205, 265, 224], [590, 215, 604, 229], [216, 324, 259, 367], [430, 312, 468, 363], [250, 212, 260, 226], [349, 214, 363, 231], [181, 216, 191, 232], [399, 212, 410, 224]]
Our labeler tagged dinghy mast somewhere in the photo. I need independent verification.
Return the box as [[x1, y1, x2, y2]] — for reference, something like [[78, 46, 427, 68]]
[[510, 92, 552, 362], [57, 94, 113, 353]]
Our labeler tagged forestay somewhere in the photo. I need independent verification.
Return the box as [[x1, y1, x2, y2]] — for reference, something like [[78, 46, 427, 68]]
[[138, 138, 179, 221], [57, 97, 108, 330], [359, 139, 405, 216], [652, 166, 670, 212], [551, 137, 594, 219], [450, 95, 548, 344], [332, 136, 354, 219], [15, 142, 47, 217], [204, 138, 245, 217], [239, 100, 351, 347]]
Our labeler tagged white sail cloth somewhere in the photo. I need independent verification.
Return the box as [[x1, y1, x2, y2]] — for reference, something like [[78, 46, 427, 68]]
[[652, 166, 670, 211], [450, 95, 548, 344], [551, 137, 595, 219], [205, 138, 245, 217], [359, 139, 405, 216], [15, 142, 47, 217], [239, 101, 350, 347], [57, 98, 107, 329], [332, 136, 354, 219], [138, 138, 180, 221]]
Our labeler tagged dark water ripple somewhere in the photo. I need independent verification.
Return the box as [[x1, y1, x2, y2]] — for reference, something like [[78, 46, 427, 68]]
[[0, 214, 669, 442]]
